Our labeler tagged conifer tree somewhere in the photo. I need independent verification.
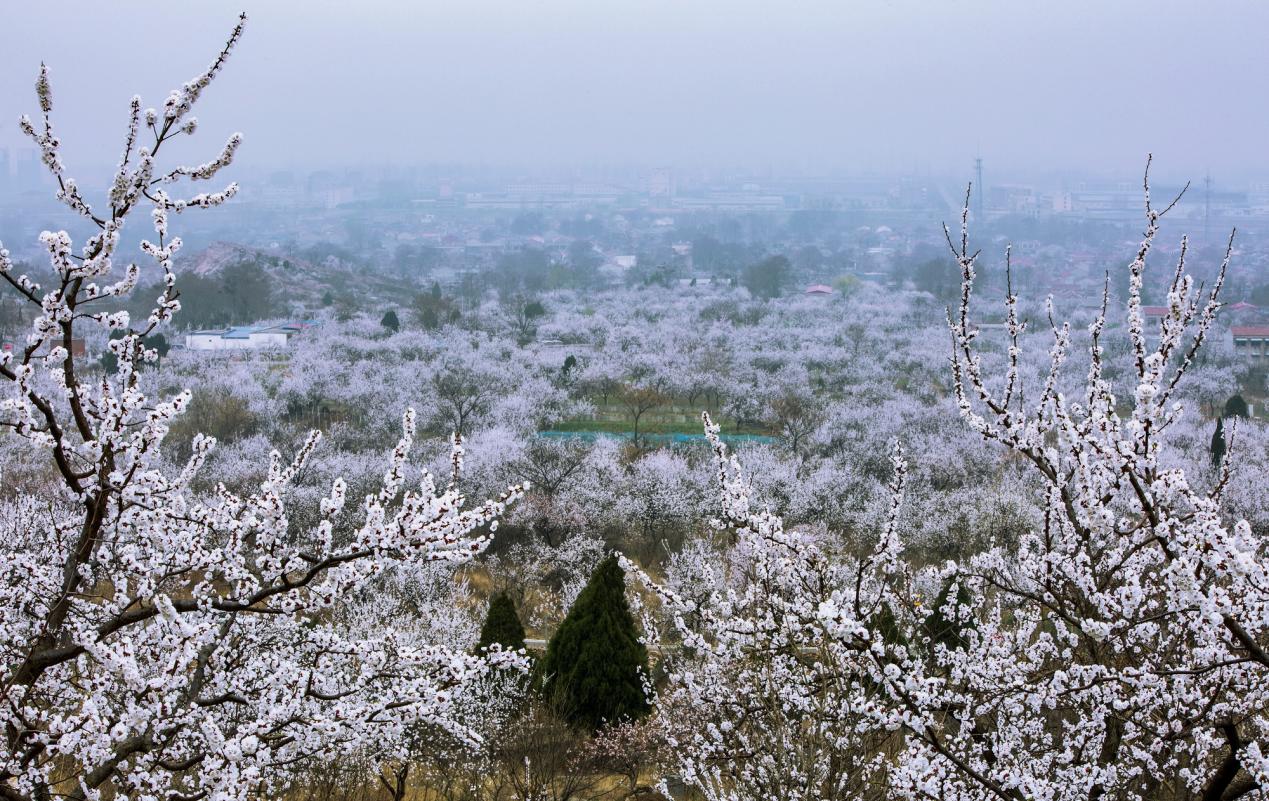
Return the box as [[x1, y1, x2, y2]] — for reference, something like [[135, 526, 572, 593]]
[[1210, 416, 1227, 467], [870, 601, 907, 648], [1224, 393, 1249, 419], [924, 577, 975, 652], [420, 306, 439, 330], [540, 555, 650, 730], [477, 591, 527, 653], [381, 308, 400, 333], [866, 602, 909, 685]]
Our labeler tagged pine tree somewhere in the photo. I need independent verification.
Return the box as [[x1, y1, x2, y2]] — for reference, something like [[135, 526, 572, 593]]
[[540, 555, 650, 731], [870, 601, 907, 649], [1211, 416, 1227, 467], [476, 591, 526, 653], [1224, 394, 1249, 419], [924, 577, 975, 652], [420, 306, 439, 330], [100, 330, 127, 375], [862, 602, 908, 692], [380, 309, 400, 333]]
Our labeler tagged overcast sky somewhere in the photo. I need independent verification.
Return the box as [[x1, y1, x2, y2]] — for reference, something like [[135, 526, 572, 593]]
[[1, 1, 1266, 181]]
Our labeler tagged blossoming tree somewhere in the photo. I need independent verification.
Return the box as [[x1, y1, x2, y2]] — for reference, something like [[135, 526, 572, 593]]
[[637, 164, 1269, 801], [0, 16, 524, 801], [624, 416, 910, 801]]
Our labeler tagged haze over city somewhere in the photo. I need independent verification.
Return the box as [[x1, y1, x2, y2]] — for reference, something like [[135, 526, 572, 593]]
[[3, 1, 1268, 178]]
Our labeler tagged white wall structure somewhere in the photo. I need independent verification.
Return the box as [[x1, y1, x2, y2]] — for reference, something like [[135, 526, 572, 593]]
[[184, 322, 314, 351]]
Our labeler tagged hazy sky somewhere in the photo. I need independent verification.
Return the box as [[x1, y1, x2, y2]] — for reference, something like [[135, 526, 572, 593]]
[[2, 1, 1266, 180]]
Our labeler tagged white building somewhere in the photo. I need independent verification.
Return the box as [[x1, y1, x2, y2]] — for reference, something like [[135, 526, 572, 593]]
[[185, 322, 315, 351]]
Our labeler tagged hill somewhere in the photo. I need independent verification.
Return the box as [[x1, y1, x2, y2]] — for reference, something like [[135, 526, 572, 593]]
[[138, 242, 399, 328]]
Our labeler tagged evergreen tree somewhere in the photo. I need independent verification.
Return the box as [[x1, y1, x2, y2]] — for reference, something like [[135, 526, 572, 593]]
[[862, 602, 908, 692], [924, 577, 975, 652], [540, 555, 650, 731], [145, 333, 170, 370], [146, 333, 170, 359], [476, 591, 526, 653], [380, 309, 400, 333], [100, 330, 127, 375], [420, 306, 439, 330], [741, 254, 791, 300], [1211, 416, 1227, 467], [1224, 394, 1250, 419], [870, 601, 907, 648]]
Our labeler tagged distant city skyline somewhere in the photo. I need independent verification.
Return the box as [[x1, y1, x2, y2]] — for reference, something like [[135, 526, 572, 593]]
[[0, 146, 1261, 198]]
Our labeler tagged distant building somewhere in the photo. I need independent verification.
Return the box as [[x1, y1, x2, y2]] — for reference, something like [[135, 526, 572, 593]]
[[990, 185, 1038, 214], [185, 321, 315, 351], [29, 338, 87, 359], [1230, 325, 1269, 364], [672, 193, 785, 212], [677, 277, 716, 287], [805, 284, 834, 296], [1227, 301, 1261, 323], [648, 167, 675, 198], [1057, 185, 1143, 220], [1134, 306, 1171, 344]]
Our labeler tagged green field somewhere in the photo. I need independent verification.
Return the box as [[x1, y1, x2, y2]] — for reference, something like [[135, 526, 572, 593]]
[[547, 400, 771, 437]]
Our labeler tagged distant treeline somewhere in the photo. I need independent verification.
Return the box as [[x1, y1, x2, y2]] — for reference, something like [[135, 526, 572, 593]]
[[134, 259, 278, 329]]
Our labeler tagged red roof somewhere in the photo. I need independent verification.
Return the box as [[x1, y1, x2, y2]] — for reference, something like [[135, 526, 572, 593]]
[[1229, 301, 1259, 311], [1232, 325, 1269, 337], [1140, 305, 1169, 317], [805, 284, 834, 295]]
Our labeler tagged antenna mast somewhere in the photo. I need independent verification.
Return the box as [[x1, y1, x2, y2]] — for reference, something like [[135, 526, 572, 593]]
[[974, 156, 984, 221], [1204, 171, 1212, 240]]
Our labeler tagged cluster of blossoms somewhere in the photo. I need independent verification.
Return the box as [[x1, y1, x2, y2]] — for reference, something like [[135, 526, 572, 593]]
[[0, 17, 527, 801], [635, 170, 1269, 801], [625, 415, 912, 800]]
